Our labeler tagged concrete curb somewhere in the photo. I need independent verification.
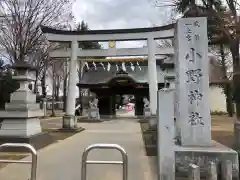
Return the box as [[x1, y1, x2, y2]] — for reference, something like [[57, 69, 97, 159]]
[[41, 116, 87, 121], [40, 117, 62, 121]]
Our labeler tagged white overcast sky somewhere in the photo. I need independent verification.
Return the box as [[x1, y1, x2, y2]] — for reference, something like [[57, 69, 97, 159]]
[[72, 0, 174, 48]]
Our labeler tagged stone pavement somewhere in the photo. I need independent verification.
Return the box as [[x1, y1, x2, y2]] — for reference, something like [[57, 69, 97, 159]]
[[0, 118, 154, 180]]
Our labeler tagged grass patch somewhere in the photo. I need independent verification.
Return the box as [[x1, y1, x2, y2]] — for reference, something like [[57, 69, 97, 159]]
[[211, 115, 234, 148], [211, 111, 228, 116], [0, 128, 84, 170], [140, 115, 235, 157], [42, 128, 84, 142], [140, 122, 157, 156], [212, 131, 234, 148], [140, 122, 149, 132], [0, 153, 27, 169]]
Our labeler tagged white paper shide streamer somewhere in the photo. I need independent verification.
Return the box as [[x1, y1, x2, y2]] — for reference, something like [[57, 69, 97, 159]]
[[100, 62, 105, 71], [136, 61, 141, 71], [130, 62, 135, 71], [122, 62, 126, 71], [116, 63, 119, 71], [107, 62, 111, 71], [92, 62, 97, 70]]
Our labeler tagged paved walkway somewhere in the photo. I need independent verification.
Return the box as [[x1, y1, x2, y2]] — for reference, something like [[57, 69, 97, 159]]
[[0, 118, 153, 180]]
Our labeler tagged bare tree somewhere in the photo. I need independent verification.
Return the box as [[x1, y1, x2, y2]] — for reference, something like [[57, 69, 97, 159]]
[[210, 45, 234, 116], [0, 0, 75, 98], [48, 59, 65, 115], [0, 0, 74, 62]]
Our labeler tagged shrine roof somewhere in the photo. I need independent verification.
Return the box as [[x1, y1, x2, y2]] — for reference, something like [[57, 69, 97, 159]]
[[78, 59, 227, 86], [79, 66, 150, 85]]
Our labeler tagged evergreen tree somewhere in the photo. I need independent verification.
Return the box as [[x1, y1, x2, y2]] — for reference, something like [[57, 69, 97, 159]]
[[0, 60, 19, 109], [77, 21, 102, 49]]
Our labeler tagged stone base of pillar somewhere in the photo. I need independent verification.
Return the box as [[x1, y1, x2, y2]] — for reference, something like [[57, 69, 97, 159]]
[[148, 115, 157, 128], [77, 115, 115, 122], [0, 118, 41, 136], [88, 108, 100, 120], [42, 98, 47, 117], [62, 115, 77, 129], [175, 141, 239, 179], [143, 107, 151, 119]]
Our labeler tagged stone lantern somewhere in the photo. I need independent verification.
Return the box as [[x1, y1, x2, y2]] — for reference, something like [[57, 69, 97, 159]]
[[0, 61, 51, 148]]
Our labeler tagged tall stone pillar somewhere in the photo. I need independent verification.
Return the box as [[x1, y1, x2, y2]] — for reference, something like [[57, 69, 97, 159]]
[[63, 40, 78, 129], [157, 88, 175, 180], [147, 37, 158, 116], [175, 17, 211, 146]]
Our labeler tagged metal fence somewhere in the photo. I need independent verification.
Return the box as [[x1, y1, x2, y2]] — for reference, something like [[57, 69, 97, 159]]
[[0, 143, 37, 180], [0, 143, 128, 180], [1, 143, 233, 180], [81, 143, 128, 180]]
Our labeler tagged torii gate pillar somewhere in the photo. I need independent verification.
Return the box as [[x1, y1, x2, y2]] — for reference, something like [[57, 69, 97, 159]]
[[147, 37, 158, 116], [63, 40, 78, 128]]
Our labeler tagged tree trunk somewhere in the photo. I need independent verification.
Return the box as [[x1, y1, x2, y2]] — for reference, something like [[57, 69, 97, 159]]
[[55, 77, 60, 101], [224, 83, 234, 117], [33, 71, 39, 94], [51, 64, 56, 117], [0, 78, 4, 109], [230, 40, 240, 121], [229, 38, 240, 148], [51, 80, 56, 117], [78, 62, 83, 116], [33, 80, 37, 94], [63, 60, 68, 112], [41, 68, 47, 98], [79, 88, 82, 116], [63, 75, 67, 112], [219, 44, 234, 116], [233, 70, 240, 119]]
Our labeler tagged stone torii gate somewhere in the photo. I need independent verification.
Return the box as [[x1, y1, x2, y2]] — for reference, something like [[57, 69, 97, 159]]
[[41, 24, 175, 129]]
